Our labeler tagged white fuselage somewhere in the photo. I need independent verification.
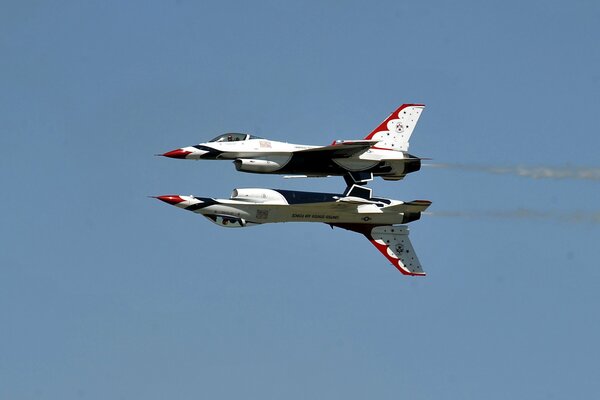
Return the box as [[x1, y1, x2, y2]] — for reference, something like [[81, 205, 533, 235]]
[[199, 201, 408, 226], [161, 104, 426, 180], [185, 138, 407, 161], [168, 187, 422, 227], [177, 138, 415, 179]]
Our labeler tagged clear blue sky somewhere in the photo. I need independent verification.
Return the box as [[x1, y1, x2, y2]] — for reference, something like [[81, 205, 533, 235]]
[[2, 1, 599, 399]]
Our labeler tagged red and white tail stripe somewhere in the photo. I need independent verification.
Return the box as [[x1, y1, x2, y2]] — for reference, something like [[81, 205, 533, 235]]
[[368, 225, 425, 276], [364, 104, 425, 152]]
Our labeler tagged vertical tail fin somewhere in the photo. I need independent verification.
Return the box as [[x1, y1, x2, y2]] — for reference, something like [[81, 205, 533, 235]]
[[364, 104, 425, 151], [331, 223, 426, 276], [369, 225, 425, 275]]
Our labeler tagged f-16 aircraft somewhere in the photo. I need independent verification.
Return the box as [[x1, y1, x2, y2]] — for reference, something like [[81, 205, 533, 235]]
[[154, 185, 431, 276], [160, 104, 425, 184]]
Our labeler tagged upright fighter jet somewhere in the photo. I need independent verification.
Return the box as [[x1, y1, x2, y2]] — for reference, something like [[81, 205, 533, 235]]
[[160, 104, 425, 184], [154, 185, 431, 276]]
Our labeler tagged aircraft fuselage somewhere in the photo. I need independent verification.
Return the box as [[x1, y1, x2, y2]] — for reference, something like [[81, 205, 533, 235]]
[[164, 137, 420, 180], [154, 186, 431, 276], [156, 188, 427, 227]]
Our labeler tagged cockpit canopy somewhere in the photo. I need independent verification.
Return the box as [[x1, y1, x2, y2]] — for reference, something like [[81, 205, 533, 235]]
[[209, 133, 263, 142]]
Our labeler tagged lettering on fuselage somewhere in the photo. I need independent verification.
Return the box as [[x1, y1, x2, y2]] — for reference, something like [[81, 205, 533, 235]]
[[291, 213, 339, 220]]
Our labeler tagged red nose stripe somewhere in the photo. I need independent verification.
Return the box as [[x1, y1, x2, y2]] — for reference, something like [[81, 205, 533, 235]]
[[156, 195, 185, 205], [162, 149, 192, 159]]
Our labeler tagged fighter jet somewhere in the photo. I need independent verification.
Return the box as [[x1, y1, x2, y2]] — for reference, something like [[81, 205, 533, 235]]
[[154, 185, 431, 276], [160, 104, 425, 184]]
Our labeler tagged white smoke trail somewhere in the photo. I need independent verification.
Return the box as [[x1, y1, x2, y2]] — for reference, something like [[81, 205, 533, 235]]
[[424, 163, 600, 181], [427, 209, 600, 224]]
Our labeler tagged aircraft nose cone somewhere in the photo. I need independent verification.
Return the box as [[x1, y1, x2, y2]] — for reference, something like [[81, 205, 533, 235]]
[[155, 195, 185, 205], [162, 149, 192, 159]]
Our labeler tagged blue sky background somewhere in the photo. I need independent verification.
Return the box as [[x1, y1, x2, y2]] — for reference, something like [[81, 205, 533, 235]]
[[2, 1, 599, 398]]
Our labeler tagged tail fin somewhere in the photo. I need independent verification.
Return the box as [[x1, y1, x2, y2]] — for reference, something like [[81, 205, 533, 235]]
[[331, 224, 426, 276], [369, 225, 425, 275], [364, 104, 425, 151]]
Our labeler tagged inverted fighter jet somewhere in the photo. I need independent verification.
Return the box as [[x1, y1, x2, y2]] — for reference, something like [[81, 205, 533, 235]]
[[160, 104, 425, 184], [154, 185, 431, 276]]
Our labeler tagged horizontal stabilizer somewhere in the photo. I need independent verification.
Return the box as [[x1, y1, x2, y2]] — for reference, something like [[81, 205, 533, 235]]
[[384, 200, 432, 213]]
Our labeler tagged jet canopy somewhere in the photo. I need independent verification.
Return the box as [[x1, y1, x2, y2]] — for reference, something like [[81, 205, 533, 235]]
[[209, 133, 263, 142]]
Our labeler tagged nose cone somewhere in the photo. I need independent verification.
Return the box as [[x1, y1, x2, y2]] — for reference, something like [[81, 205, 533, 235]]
[[155, 195, 185, 205], [161, 148, 192, 159]]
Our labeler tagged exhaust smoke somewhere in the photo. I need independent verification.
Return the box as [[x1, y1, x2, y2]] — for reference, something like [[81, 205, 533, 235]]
[[427, 209, 600, 224], [424, 163, 600, 181]]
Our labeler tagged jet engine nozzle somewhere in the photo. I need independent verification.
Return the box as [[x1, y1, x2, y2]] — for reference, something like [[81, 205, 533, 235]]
[[404, 158, 421, 174], [401, 212, 421, 224], [382, 158, 422, 181]]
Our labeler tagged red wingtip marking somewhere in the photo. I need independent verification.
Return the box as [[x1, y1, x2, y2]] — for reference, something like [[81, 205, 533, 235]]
[[162, 149, 192, 159], [155, 195, 185, 205]]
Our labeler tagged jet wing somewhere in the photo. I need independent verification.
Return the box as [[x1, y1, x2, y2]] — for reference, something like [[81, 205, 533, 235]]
[[332, 224, 425, 276], [295, 140, 378, 158]]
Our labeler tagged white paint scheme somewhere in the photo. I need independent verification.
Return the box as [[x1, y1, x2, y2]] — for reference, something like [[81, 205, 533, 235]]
[[367, 105, 424, 152], [371, 226, 424, 275], [229, 188, 288, 204], [161, 104, 426, 181], [181, 139, 314, 160], [156, 188, 430, 275], [234, 154, 293, 172], [169, 189, 429, 225], [181, 137, 412, 162]]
